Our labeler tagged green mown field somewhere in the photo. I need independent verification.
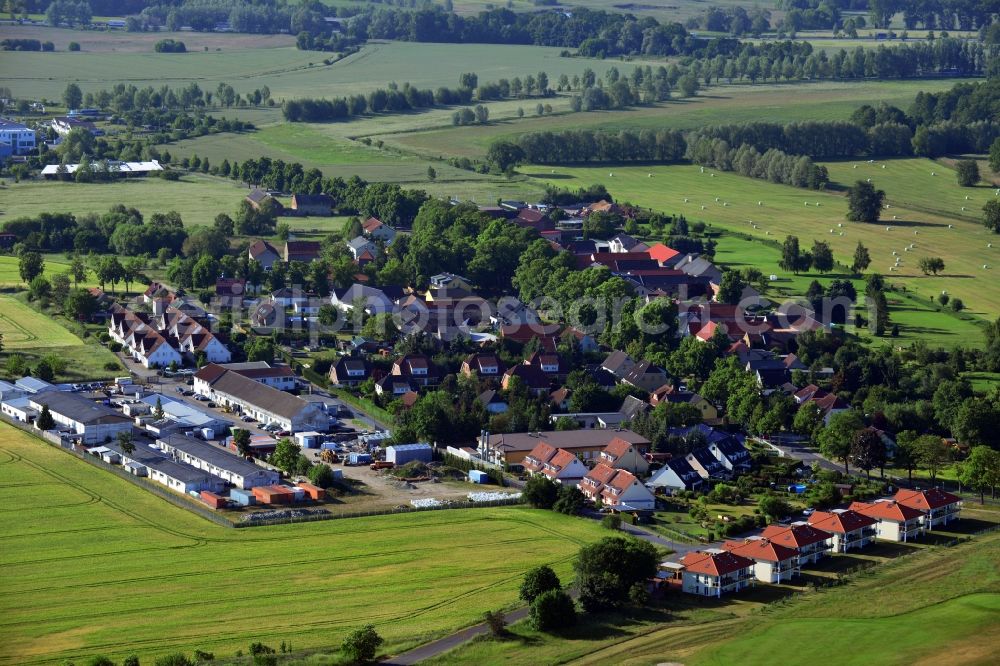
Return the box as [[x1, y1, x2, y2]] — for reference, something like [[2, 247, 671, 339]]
[[0, 255, 96, 288], [388, 79, 969, 159], [528, 158, 999, 345], [430, 512, 1000, 666], [0, 423, 604, 665], [0, 174, 248, 226], [0, 295, 83, 349], [0, 38, 666, 101]]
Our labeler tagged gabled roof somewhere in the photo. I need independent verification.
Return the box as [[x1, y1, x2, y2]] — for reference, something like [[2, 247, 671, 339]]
[[602, 350, 632, 375], [849, 500, 925, 522], [545, 448, 583, 478], [583, 462, 618, 486], [760, 523, 833, 549], [679, 550, 754, 577], [664, 457, 701, 482], [362, 216, 385, 232], [646, 242, 680, 264], [808, 509, 878, 534], [248, 240, 278, 259], [723, 537, 800, 563], [892, 488, 962, 511], [603, 436, 637, 460], [523, 442, 558, 472]]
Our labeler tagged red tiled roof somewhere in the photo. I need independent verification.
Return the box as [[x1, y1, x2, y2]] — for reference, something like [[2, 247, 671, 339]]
[[808, 509, 877, 534], [723, 538, 799, 563], [680, 550, 755, 577], [893, 488, 962, 511], [523, 442, 559, 473], [603, 437, 635, 460], [584, 462, 618, 487], [849, 500, 925, 522], [605, 468, 638, 493], [646, 242, 680, 264], [760, 523, 833, 548]]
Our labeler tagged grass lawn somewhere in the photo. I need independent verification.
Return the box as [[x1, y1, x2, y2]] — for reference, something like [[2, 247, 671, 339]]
[[0, 295, 83, 349], [430, 509, 1000, 666], [527, 159, 998, 345], [0, 422, 605, 664], [963, 372, 1000, 393], [0, 174, 248, 227]]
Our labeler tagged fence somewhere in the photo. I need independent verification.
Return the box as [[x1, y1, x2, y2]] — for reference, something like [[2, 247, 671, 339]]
[[2, 413, 524, 529], [234, 495, 525, 528]]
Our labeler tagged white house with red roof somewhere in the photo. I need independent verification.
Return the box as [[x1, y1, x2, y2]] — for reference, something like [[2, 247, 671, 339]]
[[678, 549, 756, 597], [362, 216, 396, 244], [598, 436, 650, 476], [579, 463, 655, 510], [760, 522, 833, 565], [521, 443, 588, 486], [723, 537, 801, 583], [892, 488, 962, 530], [808, 509, 878, 552], [849, 499, 925, 542]]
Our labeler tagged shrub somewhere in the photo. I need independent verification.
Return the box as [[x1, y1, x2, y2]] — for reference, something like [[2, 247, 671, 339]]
[[341, 624, 383, 663], [628, 581, 650, 607], [519, 565, 561, 603], [601, 514, 622, 530], [483, 609, 507, 637], [530, 589, 576, 632], [154, 655, 193, 666]]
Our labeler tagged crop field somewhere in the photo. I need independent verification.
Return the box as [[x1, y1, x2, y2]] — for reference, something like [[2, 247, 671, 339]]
[[0, 174, 248, 226], [0, 38, 667, 102], [528, 158, 1000, 342], [0, 295, 83, 349], [0, 422, 604, 665], [387, 79, 968, 159], [430, 512, 1000, 666]]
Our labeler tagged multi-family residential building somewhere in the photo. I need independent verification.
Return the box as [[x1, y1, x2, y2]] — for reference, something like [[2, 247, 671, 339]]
[[108, 304, 230, 368], [759, 522, 834, 565], [808, 509, 878, 552], [892, 488, 962, 531], [679, 549, 756, 597], [723, 537, 801, 583], [194, 362, 296, 394], [0, 117, 36, 156], [598, 436, 650, 476], [849, 500, 925, 542], [521, 443, 588, 486], [579, 463, 656, 510]]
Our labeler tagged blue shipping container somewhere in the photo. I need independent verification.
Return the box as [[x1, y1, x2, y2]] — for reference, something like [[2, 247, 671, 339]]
[[469, 470, 488, 484], [349, 452, 372, 465], [229, 488, 256, 506]]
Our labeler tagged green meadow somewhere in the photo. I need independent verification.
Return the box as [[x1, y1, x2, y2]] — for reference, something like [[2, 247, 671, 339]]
[[0, 295, 83, 349], [528, 157, 999, 344], [0, 174, 248, 227], [0, 255, 95, 288], [0, 423, 604, 664]]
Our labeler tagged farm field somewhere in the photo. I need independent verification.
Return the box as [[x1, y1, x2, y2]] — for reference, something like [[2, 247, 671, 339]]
[[528, 158, 1000, 341], [0, 422, 605, 665], [0, 25, 296, 54], [0, 295, 83, 349], [0, 38, 668, 101], [0, 255, 95, 288], [387, 79, 969, 159], [0, 174, 248, 226], [430, 511, 1000, 666]]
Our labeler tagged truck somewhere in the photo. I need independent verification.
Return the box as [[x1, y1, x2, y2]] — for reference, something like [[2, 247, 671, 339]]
[[319, 449, 340, 464], [370, 461, 394, 471]]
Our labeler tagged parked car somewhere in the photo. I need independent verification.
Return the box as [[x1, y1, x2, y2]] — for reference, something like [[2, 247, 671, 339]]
[[276, 430, 291, 437], [241, 415, 254, 422], [175, 386, 186, 394], [207, 402, 217, 408], [194, 395, 208, 401]]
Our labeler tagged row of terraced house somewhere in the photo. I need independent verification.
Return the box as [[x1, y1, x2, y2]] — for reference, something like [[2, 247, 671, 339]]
[[664, 488, 963, 597]]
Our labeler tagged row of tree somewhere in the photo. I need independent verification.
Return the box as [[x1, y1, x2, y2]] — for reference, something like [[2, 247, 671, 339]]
[[687, 138, 831, 190]]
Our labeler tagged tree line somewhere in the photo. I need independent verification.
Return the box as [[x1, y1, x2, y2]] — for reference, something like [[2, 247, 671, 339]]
[[281, 70, 552, 123]]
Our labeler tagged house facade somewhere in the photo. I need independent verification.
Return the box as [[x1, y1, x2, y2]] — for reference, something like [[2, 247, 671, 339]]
[[893, 488, 962, 530], [723, 537, 801, 583], [679, 550, 756, 597], [522, 443, 588, 486], [580, 463, 656, 510], [599, 436, 650, 476], [849, 500, 925, 542], [808, 509, 878, 552]]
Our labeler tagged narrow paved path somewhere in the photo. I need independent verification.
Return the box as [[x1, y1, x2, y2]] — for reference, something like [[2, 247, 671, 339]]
[[384, 607, 531, 665]]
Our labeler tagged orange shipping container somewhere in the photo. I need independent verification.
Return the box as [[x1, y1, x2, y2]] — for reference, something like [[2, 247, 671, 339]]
[[253, 485, 295, 504], [297, 482, 324, 501], [200, 491, 226, 509]]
